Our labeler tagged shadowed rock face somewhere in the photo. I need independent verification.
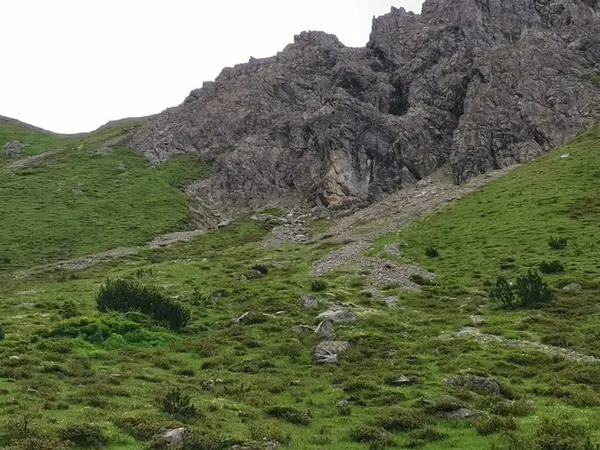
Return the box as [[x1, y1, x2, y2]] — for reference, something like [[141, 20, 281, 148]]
[[131, 0, 600, 226]]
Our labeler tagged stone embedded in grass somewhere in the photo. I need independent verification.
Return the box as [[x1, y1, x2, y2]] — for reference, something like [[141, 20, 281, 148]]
[[314, 341, 350, 364], [163, 428, 186, 445], [315, 308, 358, 323], [388, 376, 418, 387], [384, 296, 399, 308], [469, 315, 485, 326], [446, 375, 501, 395], [315, 319, 336, 340], [292, 324, 314, 334], [301, 295, 319, 309], [437, 408, 480, 419], [562, 283, 582, 292]]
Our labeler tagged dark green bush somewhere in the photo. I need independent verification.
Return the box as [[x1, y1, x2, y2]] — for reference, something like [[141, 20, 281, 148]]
[[548, 236, 568, 250], [515, 271, 554, 307], [491, 272, 553, 308], [490, 277, 517, 308], [160, 390, 199, 419], [539, 260, 565, 274], [0, 325, 5, 341], [311, 280, 327, 292], [474, 415, 518, 435], [96, 279, 189, 331], [425, 247, 440, 258], [59, 424, 108, 448], [266, 406, 312, 425]]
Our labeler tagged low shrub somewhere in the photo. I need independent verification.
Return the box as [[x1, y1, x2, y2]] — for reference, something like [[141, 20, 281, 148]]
[[348, 425, 395, 447], [539, 260, 565, 274], [425, 247, 440, 258], [96, 279, 189, 331], [160, 390, 199, 419], [491, 271, 553, 308], [113, 414, 182, 440], [548, 236, 568, 250], [59, 424, 108, 448], [515, 271, 554, 307], [372, 408, 429, 432], [406, 426, 448, 448], [247, 423, 292, 447], [474, 415, 518, 435], [266, 406, 312, 426], [59, 300, 79, 319], [311, 280, 327, 292]]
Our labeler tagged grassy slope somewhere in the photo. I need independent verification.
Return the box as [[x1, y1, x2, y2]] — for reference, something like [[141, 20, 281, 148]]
[[1, 128, 600, 449], [0, 123, 211, 269]]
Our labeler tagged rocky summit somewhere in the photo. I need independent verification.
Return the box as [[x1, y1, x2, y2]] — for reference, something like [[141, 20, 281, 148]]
[[131, 0, 600, 227]]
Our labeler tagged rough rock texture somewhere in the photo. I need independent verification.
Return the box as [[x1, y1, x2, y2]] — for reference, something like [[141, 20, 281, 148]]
[[446, 374, 501, 394], [4, 141, 28, 156], [131, 0, 600, 224]]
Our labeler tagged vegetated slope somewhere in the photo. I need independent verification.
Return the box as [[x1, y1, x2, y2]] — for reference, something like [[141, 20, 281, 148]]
[[0, 122, 210, 270], [131, 0, 600, 223], [2, 130, 600, 450]]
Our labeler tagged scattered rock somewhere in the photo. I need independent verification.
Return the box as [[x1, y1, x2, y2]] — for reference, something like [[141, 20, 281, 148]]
[[384, 296, 399, 308], [203, 380, 216, 391], [148, 230, 202, 249], [446, 375, 501, 395], [383, 243, 403, 257], [292, 325, 314, 334], [17, 302, 37, 309], [361, 288, 380, 298], [235, 312, 251, 323], [162, 428, 186, 445], [250, 214, 288, 226], [388, 376, 417, 387], [560, 153, 572, 159], [562, 283, 582, 292], [314, 319, 336, 340], [314, 341, 350, 364], [469, 315, 485, 326], [301, 295, 319, 309], [315, 308, 358, 323], [437, 408, 480, 420], [4, 141, 28, 157]]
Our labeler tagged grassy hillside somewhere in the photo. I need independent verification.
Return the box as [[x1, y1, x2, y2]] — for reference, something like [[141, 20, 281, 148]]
[[0, 127, 600, 450], [0, 123, 211, 270]]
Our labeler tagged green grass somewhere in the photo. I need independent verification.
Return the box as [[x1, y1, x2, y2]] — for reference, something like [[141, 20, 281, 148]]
[[0, 123, 211, 269], [2, 126, 600, 449]]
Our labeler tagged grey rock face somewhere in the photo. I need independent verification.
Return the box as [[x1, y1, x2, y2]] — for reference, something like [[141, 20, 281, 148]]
[[301, 295, 319, 309], [131, 0, 600, 222], [4, 141, 28, 156], [314, 340, 350, 364], [315, 308, 358, 323], [315, 319, 336, 340], [446, 374, 501, 395], [162, 428, 186, 445]]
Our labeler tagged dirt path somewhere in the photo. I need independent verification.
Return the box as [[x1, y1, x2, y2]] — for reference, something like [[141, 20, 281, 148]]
[[12, 229, 204, 279]]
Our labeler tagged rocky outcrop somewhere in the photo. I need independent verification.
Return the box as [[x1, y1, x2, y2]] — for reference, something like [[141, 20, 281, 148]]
[[131, 0, 600, 224]]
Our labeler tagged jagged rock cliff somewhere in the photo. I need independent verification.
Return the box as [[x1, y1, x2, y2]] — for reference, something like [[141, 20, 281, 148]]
[[131, 0, 600, 226]]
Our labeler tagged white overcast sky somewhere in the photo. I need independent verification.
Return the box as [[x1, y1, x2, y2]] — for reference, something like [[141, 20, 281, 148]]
[[0, 0, 422, 134]]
